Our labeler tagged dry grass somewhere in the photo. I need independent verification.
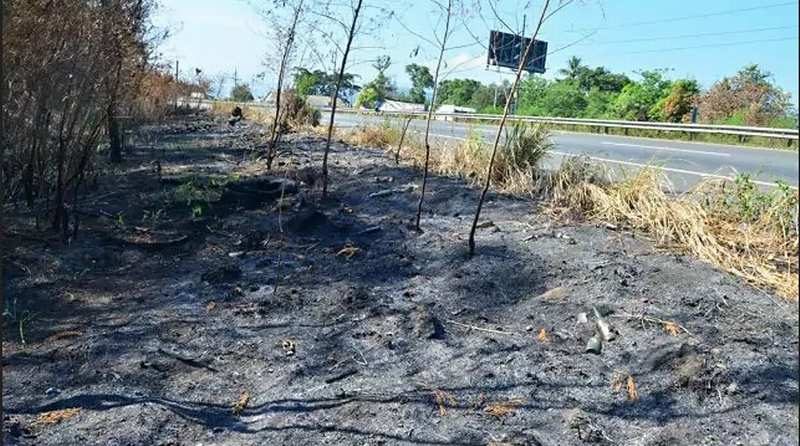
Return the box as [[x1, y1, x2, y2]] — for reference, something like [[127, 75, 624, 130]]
[[483, 398, 525, 418], [343, 121, 553, 196], [341, 121, 799, 300], [548, 164, 799, 300], [33, 408, 80, 427], [232, 391, 250, 415], [432, 389, 457, 417], [611, 373, 639, 401], [536, 328, 552, 344], [663, 321, 681, 336], [336, 244, 361, 259]]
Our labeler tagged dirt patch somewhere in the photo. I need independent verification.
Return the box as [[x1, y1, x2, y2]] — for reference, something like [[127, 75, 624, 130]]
[[3, 114, 798, 446]]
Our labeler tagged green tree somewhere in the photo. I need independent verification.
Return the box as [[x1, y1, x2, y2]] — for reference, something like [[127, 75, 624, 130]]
[[405, 63, 434, 104], [437, 78, 482, 106], [518, 80, 587, 117], [583, 88, 618, 118], [230, 83, 255, 102], [578, 67, 630, 92], [362, 55, 394, 103], [656, 79, 699, 122], [559, 56, 586, 81], [355, 86, 379, 109], [611, 70, 672, 121], [293, 68, 360, 101], [293, 68, 323, 97]]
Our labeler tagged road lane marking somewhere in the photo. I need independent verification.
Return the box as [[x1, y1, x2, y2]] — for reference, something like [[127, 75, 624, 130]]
[[550, 151, 797, 189], [600, 141, 730, 157], [334, 125, 796, 189]]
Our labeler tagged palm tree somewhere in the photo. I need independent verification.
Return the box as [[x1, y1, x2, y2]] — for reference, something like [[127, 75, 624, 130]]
[[559, 56, 584, 81]]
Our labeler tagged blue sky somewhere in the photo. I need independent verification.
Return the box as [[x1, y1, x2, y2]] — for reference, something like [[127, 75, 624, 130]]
[[154, 0, 799, 104]]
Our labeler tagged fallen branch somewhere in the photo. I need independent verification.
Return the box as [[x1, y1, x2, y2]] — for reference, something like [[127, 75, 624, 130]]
[[444, 319, 515, 336], [614, 311, 694, 337]]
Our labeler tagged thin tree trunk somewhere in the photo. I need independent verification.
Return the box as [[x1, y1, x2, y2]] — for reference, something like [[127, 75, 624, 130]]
[[321, 0, 363, 199], [395, 116, 412, 165], [415, 0, 452, 230], [108, 100, 122, 163], [267, 0, 303, 170], [468, 0, 550, 255]]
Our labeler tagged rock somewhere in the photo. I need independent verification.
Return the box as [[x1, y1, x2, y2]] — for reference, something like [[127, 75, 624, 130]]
[[675, 354, 706, 386], [45, 387, 61, 397], [576, 312, 588, 324], [585, 335, 602, 354]]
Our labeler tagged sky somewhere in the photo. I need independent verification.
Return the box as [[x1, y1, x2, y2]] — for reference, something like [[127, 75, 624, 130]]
[[153, 0, 800, 104]]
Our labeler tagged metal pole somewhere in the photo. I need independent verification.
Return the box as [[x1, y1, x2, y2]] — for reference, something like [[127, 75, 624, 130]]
[[512, 15, 526, 116]]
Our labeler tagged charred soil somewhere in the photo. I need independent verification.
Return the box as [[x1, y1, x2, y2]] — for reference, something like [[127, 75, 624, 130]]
[[3, 115, 798, 446]]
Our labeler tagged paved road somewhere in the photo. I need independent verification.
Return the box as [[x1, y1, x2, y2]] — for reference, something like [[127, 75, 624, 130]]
[[329, 111, 799, 191]]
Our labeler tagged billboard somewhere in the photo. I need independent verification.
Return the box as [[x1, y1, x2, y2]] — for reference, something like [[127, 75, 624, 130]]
[[487, 30, 547, 74]]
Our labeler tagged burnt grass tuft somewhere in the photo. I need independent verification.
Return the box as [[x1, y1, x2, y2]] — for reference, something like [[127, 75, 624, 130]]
[[3, 115, 798, 445]]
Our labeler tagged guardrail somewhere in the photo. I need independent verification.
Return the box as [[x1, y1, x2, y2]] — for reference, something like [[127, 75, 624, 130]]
[[339, 109, 799, 144], [181, 98, 800, 146]]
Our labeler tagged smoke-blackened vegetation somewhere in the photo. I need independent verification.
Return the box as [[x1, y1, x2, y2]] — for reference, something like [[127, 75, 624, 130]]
[[0, 0, 187, 239]]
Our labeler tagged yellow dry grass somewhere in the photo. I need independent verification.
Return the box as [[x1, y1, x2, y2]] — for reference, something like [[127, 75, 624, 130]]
[[339, 122, 800, 301], [432, 389, 457, 417], [33, 408, 80, 427], [483, 398, 525, 418], [663, 321, 681, 336], [536, 328, 551, 344], [232, 391, 250, 415], [549, 167, 798, 300]]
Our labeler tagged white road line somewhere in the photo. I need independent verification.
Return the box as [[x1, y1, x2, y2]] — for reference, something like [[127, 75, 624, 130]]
[[600, 141, 730, 157], [550, 151, 797, 189], [336, 125, 796, 189]]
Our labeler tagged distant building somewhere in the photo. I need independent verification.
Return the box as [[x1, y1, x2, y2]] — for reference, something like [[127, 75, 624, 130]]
[[378, 100, 425, 113], [306, 95, 332, 108], [436, 104, 476, 114]]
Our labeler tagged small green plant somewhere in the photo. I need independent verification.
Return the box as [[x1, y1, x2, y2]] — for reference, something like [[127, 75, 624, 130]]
[[174, 178, 223, 218], [500, 122, 552, 172], [192, 205, 204, 219], [717, 174, 798, 233]]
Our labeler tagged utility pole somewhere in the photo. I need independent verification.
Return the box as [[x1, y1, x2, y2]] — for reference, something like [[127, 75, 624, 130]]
[[512, 14, 526, 115]]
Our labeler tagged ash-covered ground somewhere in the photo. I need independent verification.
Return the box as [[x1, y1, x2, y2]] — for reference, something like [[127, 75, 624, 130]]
[[3, 115, 798, 446]]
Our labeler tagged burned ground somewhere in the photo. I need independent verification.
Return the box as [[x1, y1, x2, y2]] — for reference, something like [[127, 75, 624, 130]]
[[3, 115, 798, 445]]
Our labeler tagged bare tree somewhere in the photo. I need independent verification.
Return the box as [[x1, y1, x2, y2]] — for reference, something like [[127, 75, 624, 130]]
[[395, 115, 412, 165], [467, 0, 573, 255], [2, 0, 158, 240], [414, 0, 455, 231], [262, 0, 306, 170], [321, 0, 364, 199]]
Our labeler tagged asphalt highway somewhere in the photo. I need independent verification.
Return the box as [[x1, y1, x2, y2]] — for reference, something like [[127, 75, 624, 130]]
[[329, 111, 799, 191]]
